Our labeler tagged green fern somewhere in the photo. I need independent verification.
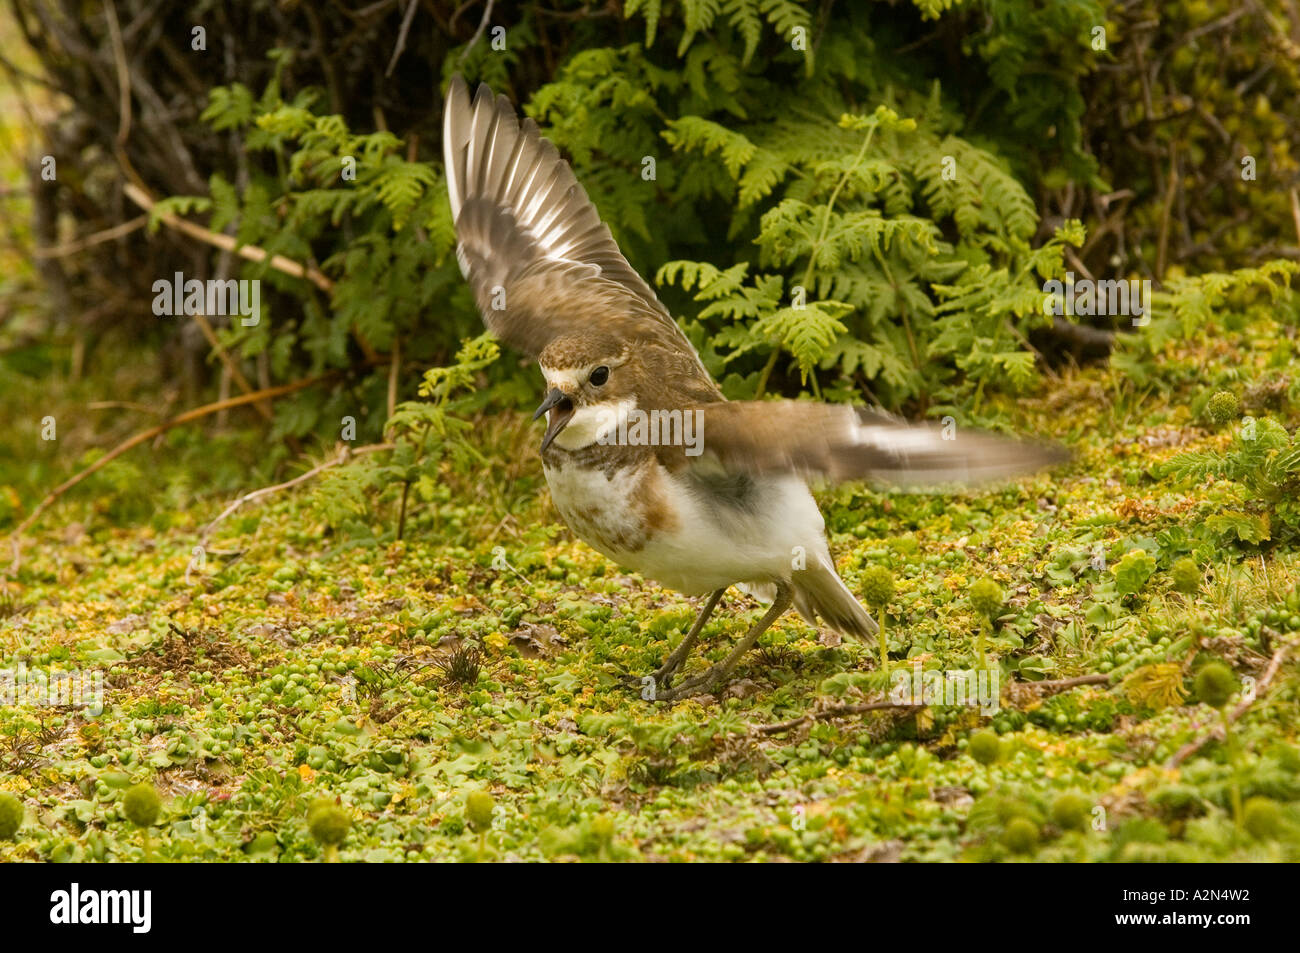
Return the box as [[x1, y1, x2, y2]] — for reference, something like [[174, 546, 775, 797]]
[[160, 0, 1145, 442], [147, 195, 212, 233], [1160, 416, 1300, 545]]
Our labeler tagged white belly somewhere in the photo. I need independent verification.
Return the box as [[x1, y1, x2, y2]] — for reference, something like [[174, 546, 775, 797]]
[[543, 457, 831, 596], [543, 458, 657, 557]]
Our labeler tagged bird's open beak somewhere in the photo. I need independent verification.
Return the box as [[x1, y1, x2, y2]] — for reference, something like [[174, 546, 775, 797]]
[[533, 387, 575, 452]]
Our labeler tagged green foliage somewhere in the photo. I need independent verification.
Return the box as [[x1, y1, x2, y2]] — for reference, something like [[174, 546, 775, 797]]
[[313, 334, 498, 532], [1113, 550, 1157, 597], [146, 195, 212, 232], [169, 0, 1129, 433], [965, 0, 1106, 186], [0, 793, 22, 839], [1160, 414, 1300, 545], [624, 0, 813, 66], [1115, 262, 1300, 390], [142, 0, 1153, 433], [654, 90, 1064, 405], [191, 73, 473, 447]]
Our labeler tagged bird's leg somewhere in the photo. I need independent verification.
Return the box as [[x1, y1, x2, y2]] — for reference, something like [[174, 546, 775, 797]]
[[657, 582, 793, 701], [650, 588, 725, 688]]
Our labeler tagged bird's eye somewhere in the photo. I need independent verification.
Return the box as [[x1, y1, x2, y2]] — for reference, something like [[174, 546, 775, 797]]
[[589, 365, 609, 386]]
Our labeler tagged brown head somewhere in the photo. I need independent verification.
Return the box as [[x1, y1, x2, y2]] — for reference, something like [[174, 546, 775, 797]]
[[533, 331, 639, 452]]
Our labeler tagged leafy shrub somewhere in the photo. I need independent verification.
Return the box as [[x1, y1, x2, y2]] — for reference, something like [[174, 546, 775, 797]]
[[148, 0, 1112, 443]]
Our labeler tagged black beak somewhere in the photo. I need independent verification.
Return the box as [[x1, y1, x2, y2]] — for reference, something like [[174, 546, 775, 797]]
[[533, 387, 575, 452]]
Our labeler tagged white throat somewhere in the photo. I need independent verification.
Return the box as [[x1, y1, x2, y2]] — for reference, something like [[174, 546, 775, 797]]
[[550, 398, 636, 451]]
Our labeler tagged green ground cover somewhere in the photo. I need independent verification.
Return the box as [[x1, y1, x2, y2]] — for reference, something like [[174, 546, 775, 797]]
[[1, 302, 1298, 862]]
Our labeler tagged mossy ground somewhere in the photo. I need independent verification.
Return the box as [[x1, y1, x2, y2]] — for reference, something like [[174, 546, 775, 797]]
[[1, 311, 1299, 863]]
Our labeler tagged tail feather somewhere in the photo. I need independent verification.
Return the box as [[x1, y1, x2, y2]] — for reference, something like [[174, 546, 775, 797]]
[[740, 563, 877, 640], [792, 561, 878, 639]]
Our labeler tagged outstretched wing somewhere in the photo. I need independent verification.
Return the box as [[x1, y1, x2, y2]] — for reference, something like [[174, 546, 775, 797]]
[[442, 75, 706, 367], [682, 401, 1067, 488]]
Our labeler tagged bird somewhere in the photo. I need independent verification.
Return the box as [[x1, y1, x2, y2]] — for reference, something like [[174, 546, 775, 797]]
[[441, 76, 1065, 701]]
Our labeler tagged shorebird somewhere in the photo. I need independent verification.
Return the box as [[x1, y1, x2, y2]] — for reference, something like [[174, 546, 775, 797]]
[[442, 76, 1063, 700]]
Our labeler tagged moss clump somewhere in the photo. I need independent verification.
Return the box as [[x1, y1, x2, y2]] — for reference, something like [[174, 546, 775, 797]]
[[0, 793, 23, 840], [969, 578, 1004, 619], [1151, 785, 1201, 818], [968, 577, 1004, 668], [465, 791, 496, 832], [860, 566, 895, 608], [122, 783, 161, 828], [590, 814, 615, 843], [1271, 744, 1300, 773], [1205, 391, 1240, 425], [307, 798, 350, 847], [968, 730, 1001, 766], [1243, 797, 1282, 840], [1194, 662, 1237, 708], [1170, 558, 1201, 594], [1050, 793, 1091, 831], [861, 565, 896, 671], [1002, 817, 1039, 853]]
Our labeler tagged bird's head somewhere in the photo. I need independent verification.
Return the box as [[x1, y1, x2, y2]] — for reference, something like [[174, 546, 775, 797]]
[[534, 332, 636, 452]]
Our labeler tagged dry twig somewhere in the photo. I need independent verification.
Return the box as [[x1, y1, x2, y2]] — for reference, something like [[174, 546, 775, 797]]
[[6, 374, 339, 573], [198, 442, 394, 547]]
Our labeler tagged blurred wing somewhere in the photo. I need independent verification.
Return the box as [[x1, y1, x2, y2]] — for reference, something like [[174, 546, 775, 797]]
[[443, 75, 705, 367], [688, 401, 1068, 488]]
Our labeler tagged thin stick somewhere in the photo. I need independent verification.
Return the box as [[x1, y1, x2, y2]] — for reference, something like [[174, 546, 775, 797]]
[[102, 0, 131, 148], [753, 700, 916, 735], [86, 400, 165, 415], [386, 0, 420, 76], [124, 182, 381, 363], [1020, 673, 1111, 693], [189, 312, 273, 420], [1290, 188, 1300, 247], [457, 0, 497, 65], [123, 182, 335, 293], [33, 215, 147, 258], [1155, 143, 1179, 280], [198, 442, 394, 547], [387, 335, 400, 420], [6, 374, 337, 573]]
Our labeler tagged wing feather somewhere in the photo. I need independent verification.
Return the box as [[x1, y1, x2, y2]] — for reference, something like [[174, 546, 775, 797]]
[[443, 75, 704, 367], [683, 401, 1067, 488]]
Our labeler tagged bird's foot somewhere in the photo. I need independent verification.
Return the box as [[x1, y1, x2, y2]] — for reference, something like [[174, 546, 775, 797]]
[[622, 660, 683, 699], [620, 671, 657, 695], [654, 666, 728, 702]]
